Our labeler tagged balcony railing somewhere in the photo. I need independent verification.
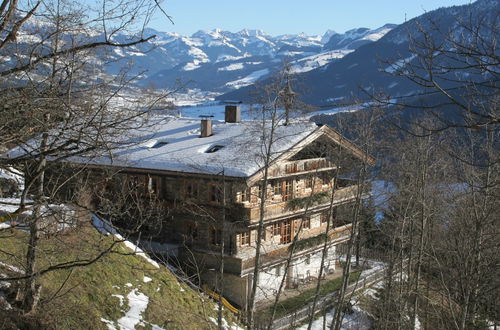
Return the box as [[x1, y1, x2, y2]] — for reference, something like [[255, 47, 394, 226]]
[[240, 224, 352, 272], [232, 185, 365, 223], [269, 158, 335, 178]]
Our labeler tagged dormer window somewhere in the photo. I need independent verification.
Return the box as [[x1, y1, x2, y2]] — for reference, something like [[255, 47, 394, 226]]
[[205, 145, 224, 153], [152, 141, 169, 148]]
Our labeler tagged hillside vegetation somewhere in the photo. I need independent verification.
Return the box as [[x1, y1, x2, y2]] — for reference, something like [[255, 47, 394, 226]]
[[0, 223, 240, 329]]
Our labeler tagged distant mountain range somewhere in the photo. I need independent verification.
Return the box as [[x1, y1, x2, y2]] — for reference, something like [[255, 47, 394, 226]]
[[0, 17, 397, 101], [2, 0, 496, 109], [221, 0, 498, 106], [103, 25, 397, 93]]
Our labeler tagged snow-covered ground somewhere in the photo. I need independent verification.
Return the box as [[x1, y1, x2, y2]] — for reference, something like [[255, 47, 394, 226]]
[[0, 167, 24, 192], [92, 215, 160, 269], [297, 304, 373, 330], [297, 258, 385, 330], [290, 49, 354, 73], [225, 68, 270, 89]]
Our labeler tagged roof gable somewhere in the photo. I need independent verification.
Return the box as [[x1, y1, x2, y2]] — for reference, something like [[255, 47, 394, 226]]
[[246, 124, 375, 185]]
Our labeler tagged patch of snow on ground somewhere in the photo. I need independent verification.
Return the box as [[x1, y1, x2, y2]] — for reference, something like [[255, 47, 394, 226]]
[[122, 241, 160, 269], [117, 289, 149, 330], [225, 69, 269, 89], [361, 28, 393, 41], [0, 262, 24, 274], [92, 214, 160, 269], [0, 274, 11, 288], [297, 257, 386, 329], [143, 276, 152, 283], [0, 167, 24, 192], [290, 49, 354, 73], [0, 198, 28, 213], [297, 300, 372, 330], [217, 63, 244, 71], [125, 283, 133, 287], [112, 294, 125, 307], [385, 55, 417, 73], [209, 316, 245, 330], [100, 318, 117, 330]]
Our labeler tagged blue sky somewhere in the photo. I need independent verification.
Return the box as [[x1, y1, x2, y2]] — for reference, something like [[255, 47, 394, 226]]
[[148, 0, 474, 36]]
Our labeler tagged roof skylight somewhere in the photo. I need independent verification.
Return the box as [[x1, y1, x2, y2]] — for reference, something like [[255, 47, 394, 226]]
[[152, 141, 169, 148], [205, 145, 224, 153]]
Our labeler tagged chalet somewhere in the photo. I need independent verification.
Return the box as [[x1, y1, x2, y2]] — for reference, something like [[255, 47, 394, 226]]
[[8, 105, 375, 310]]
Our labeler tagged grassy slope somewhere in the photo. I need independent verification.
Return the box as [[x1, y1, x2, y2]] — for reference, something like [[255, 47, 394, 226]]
[[0, 224, 240, 329]]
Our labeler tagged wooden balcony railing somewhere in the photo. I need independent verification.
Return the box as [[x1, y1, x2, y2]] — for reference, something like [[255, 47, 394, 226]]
[[232, 185, 363, 223], [270, 158, 335, 178], [240, 224, 352, 272]]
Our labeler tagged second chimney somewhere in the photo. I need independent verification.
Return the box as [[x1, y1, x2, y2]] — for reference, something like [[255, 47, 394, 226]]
[[225, 105, 241, 123], [200, 118, 213, 137]]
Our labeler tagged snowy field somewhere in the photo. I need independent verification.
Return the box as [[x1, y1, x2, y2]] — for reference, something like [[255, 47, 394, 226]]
[[176, 101, 367, 121]]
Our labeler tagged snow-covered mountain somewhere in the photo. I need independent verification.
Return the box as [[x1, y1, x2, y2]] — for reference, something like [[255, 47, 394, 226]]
[[220, 0, 498, 106], [323, 24, 397, 51], [102, 25, 394, 93], [0, 18, 395, 101]]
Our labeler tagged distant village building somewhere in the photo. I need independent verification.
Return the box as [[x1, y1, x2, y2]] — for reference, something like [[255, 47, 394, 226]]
[[23, 105, 375, 310]]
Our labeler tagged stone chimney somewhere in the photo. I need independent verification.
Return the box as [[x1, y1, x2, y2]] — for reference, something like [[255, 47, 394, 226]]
[[225, 105, 241, 123], [200, 116, 213, 137]]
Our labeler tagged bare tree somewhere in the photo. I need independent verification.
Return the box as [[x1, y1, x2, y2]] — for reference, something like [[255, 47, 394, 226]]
[[376, 6, 499, 132], [0, 0, 173, 315], [368, 7, 499, 329]]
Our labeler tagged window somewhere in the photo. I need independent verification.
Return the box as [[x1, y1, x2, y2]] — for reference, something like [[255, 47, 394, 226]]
[[273, 180, 282, 195], [240, 188, 249, 202], [211, 228, 222, 246], [305, 176, 313, 189], [275, 265, 281, 276], [206, 145, 224, 153], [240, 231, 251, 246], [254, 185, 261, 200], [281, 220, 292, 244], [210, 185, 222, 203], [320, 211, 329, 224], [272, 222, 281, 236], [127, 175, 140, 191], [303, 217, 311, 229], [305, 255, 310, 265], [283, 180, 293, 201], [185, 182, 199, 199], [161, 177, 174, 199]]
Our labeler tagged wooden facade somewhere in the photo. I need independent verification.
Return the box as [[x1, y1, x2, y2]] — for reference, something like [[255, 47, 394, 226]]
[[70, 113, 375, 310]]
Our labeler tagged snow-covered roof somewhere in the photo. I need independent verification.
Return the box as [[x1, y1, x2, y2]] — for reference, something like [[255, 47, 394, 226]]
[[79, 116, 320, 178]]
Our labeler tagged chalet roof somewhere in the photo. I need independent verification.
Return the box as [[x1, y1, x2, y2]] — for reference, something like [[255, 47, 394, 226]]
[[4, 116, 375, 179], [79, 117, 319, 178]]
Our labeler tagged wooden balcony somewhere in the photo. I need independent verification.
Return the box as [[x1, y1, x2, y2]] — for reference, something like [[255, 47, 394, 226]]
[[232, 185, 363, 224], [240, 223, 352, 272], [268, 157, 336, 179]]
